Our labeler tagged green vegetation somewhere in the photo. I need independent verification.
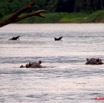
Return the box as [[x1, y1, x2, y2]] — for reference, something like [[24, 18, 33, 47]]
[[0, 0, 104, 23], [59, 13, 89, 23], [18, 10, 104, 23], [82, 10, 104, 22]]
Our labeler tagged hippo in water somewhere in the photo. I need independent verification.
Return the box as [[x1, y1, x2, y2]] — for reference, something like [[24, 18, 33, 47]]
[[20, 60, 42, 68], [85, 58, 103, 65], [30, 60, 42, 68]]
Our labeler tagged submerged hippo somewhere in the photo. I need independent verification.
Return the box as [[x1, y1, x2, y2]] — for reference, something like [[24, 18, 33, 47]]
[[85, 58, 103, 65], [20, 60, 42, 68]]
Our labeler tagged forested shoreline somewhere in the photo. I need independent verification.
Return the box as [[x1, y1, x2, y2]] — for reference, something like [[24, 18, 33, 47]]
[[0, 0, 104, 23]]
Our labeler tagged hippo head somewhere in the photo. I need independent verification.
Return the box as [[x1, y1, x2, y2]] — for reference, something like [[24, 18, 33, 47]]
[[85, 58, 103, 65]]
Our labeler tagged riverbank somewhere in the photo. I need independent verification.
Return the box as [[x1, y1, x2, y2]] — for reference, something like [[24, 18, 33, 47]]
[[18, 10, 104, 23]]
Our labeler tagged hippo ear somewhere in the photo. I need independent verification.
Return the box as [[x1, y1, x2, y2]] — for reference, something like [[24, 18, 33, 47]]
[[20, 65, 24, 68], [39, 60, 42, 64], [86, 58, 89, 61], [96, 58, 99, 62]]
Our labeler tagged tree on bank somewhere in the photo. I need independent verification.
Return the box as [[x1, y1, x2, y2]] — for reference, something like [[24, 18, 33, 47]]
[[0, 2, 47, 27], [0, 0, 104, 25], [0, 0, 104, 17]]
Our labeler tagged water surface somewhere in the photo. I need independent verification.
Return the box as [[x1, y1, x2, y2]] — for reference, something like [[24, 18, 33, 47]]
[[0, 24, 104, 103]]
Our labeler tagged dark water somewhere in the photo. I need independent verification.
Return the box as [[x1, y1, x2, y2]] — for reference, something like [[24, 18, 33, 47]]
[[0, 24, 104, 103]]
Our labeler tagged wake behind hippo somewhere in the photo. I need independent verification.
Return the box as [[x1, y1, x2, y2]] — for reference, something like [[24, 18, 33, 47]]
[[20, 60, 42, 68], [85, 58, 103, 65]]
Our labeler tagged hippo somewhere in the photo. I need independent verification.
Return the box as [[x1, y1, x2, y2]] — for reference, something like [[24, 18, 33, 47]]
[[30, 60, 42, 68], [20, 60, 42, 68], [85, 58, 103, 65]]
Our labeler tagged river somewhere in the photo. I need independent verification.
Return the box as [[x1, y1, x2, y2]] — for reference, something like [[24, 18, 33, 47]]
[[0, 24, 104, 103]]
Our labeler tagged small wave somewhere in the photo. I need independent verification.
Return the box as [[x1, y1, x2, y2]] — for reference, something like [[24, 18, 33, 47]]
[[0, 68, 31, 74]]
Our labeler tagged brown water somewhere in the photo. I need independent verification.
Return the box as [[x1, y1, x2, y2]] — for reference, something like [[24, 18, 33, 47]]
[[0, 24, 104, 103]]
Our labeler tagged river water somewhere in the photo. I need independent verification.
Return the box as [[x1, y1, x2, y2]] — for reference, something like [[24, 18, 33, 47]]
[[0, 24, 104, 103]]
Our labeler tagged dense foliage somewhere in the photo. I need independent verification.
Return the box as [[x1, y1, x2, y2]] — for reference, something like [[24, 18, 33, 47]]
[[0, 0, 104, 22]]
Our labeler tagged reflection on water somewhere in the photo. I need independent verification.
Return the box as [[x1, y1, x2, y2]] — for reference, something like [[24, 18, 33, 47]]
[[0, 24, 104, 103]]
